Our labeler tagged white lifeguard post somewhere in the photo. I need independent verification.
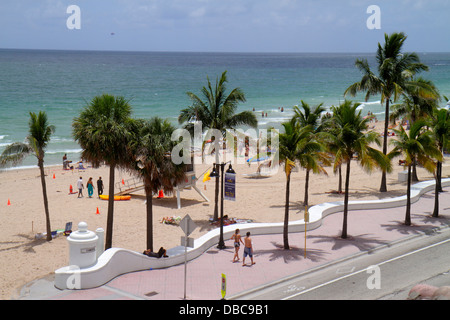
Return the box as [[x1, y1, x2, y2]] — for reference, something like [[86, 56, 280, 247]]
[[114, 153, 209, 209], [175, 171, 209, 209]]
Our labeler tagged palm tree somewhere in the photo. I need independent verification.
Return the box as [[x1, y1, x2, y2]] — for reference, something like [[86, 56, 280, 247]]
[[322, 112, 345, 193], [178, 70, 257, 220], [293, 101, 330, 207], [330, 101, 391, 239], [390, 77, 440, 126], [72, 94, 133, 250], [429, 108, 450, 217], [391, 120, 442, 225], [0, 111, 55, 241], [129, 117, 186, 251], [390, 77, 441, 181], [345, 32, 429, 192], [278, 118, 314, 249], [294, 101, 325, 130]]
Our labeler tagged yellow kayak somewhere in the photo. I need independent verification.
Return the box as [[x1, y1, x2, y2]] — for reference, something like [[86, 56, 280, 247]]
[[99, 195, 131, 201]]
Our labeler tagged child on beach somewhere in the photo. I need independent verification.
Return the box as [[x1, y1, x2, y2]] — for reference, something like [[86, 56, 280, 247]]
[[230, 229, 244, 263], [242, 231, 255, 266]]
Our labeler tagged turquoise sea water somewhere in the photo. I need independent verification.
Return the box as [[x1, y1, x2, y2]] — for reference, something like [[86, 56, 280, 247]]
[[1, 49, 449, 168]]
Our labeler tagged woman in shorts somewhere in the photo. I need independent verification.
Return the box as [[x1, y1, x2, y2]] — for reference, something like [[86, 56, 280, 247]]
[[230, 229, 244, 262]]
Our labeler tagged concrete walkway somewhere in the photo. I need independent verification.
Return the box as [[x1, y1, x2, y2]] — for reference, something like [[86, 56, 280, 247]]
[[16, 187, 450, 300]]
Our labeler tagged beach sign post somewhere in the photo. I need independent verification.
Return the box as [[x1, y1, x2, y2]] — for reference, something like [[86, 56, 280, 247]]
[[180, 214, 197, 300], [221, 273, 227, 300], [224, 171, 236, 201]]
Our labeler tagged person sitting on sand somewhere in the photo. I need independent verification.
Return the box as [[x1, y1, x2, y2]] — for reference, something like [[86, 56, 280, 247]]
[[77, 160, 85, 169], [143, 247, 168, 258]]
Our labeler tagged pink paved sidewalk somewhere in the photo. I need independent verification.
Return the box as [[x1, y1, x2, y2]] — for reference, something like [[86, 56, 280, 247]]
[[21, 187, 450, 300]]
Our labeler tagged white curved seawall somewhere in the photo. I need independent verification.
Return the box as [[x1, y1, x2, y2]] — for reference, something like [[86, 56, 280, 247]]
[[55, 178, 450, 290]]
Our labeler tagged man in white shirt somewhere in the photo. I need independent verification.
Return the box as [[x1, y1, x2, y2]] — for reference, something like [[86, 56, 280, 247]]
[[77, 177, 84, 198]]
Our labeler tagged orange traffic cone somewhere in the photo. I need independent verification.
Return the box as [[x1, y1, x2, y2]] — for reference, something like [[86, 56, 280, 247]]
[[122, 179, 125, 185], [53, 173, 56, 179], [96, 207, 100, 215], [69, 185, 73, 194], [7, 199, 11, 206], [157, 190, 164, 199]]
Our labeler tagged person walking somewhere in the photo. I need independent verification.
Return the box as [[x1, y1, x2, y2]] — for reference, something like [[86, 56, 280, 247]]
[[242, 231, 255, 266], [77, 176, 84, 198], [230, 229, 244, 263], [97, 177, 104, 197], [87, 177, 94, 198]]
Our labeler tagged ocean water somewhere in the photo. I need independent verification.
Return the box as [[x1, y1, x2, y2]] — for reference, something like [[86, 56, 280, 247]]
[[1, 49, 449, 168]]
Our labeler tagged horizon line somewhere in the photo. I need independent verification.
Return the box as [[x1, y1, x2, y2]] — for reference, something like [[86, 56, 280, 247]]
[[2, 47, 450, 55]]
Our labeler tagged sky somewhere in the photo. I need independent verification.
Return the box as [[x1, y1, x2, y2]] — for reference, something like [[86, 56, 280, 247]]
[[1, 0, 449, 53]]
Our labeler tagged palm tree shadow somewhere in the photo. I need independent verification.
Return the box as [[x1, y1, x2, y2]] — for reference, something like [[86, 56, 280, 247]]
[[417, 212, 450, 227], [308, 233, 388, 252], [412, 213, 450, 230], [351, 187, 407, 200], [194, 218, 218, 233], [269, 200, 303, 211], [254, 241, 328, 263], [0, 234, 47, 253], [379, 219, 431, 236]]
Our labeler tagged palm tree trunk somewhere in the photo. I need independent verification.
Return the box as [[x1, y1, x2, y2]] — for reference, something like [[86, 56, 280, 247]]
[[283, 173, 291, 250], [412, 158, 419, 182], [341, 159, 351, 239], [105, 164, 116, 250], [146, 191, 154, 251], [405, 165, 412, 226], [338, 165, 342, 194], [304, 169, 310, 207], [38, 159, 52, 241], [380, 100, 389, 193], [432, 170, 439, 218], [437, 161, 443, 193]]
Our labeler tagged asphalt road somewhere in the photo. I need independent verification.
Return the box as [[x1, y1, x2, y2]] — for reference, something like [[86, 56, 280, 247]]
[[234, 227, 450, 300]]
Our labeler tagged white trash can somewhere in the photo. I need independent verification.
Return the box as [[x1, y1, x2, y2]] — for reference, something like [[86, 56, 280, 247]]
[[67, 222, 98, 269]]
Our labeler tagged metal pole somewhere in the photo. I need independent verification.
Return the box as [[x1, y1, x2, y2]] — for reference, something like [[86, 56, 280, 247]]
[[184, 241, 187, 299], [218, 163, 225, 249]]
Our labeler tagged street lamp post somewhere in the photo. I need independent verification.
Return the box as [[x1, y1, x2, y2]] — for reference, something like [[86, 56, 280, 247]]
[[210, 161, 235, 249]]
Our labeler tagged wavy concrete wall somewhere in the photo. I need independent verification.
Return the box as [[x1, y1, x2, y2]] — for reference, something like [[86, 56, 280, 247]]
[[54, 178, 450, 290]]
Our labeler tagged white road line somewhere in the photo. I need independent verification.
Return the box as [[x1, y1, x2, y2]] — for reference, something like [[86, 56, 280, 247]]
[[282, 237, 450, 300]]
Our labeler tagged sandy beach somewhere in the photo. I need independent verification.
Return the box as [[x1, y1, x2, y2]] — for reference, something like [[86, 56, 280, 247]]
[[1, 121, 449, 300]]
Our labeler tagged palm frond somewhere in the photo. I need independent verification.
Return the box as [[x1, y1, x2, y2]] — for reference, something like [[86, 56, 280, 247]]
[[0, 142, 32, 168]]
